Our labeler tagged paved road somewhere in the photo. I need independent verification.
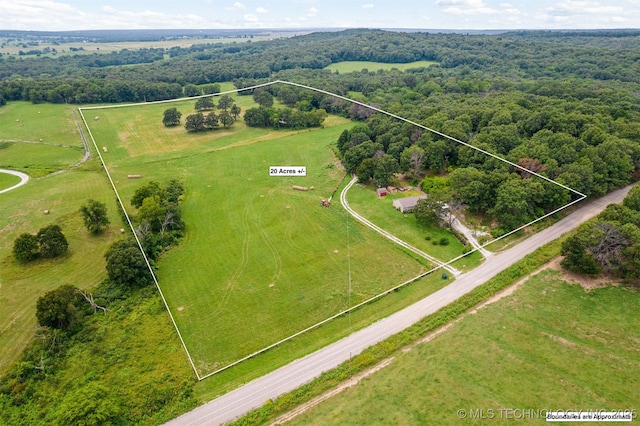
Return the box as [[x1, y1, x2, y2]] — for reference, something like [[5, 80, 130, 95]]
[[340, 176, 461, 276], [166, 185, 633, 426], [0, 169, 29, 194]]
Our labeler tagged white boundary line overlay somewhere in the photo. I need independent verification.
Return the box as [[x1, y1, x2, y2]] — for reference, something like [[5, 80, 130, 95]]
[[79, 80, 586, 380]]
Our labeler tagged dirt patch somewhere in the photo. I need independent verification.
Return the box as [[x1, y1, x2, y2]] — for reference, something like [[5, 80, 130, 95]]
[[270, 357, 395, 425], [548, 257, 621, 291]]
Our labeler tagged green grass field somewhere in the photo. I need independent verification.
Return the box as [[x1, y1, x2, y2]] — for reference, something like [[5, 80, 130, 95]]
[[0, 102, 82, 145], [84, 94, 449, 376], [288, 270, 640, 424], [325, 61, 438, 73], [0, 102, 125, 375], [0, 171, 21, 191], [0, 142, 84, 177], [346, 182, 483, 271]]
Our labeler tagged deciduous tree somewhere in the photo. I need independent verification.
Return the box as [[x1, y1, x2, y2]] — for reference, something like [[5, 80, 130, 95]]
[[36, 285, 87, 330], [162, 107, 182, 127], [13, 233, 39, 263], [104, 239, 152, 288], [79, 199, 110, 234], [37, 225, 68, 258]]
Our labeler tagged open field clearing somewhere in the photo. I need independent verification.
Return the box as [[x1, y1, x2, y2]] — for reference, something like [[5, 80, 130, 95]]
[[324, 61, 438, 73], [0, 142, 84, 177], [85, 96, 452, 377], [0, 102, 81, 145], [346, 182, 483, 271], [288, 268, 640, 425]]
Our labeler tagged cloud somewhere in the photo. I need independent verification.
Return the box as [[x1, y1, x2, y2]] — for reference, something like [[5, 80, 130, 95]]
[[233, 1, 246, 9], [546, 0, 624, 17], [0, 0, 235, 30], [256, 6, 268, 13], [244, 13, 259, 22], [535, 0, 634, 28], [436, 0, 523, 17], [362, 3, 374, 8], [308, 6, 319, 16]]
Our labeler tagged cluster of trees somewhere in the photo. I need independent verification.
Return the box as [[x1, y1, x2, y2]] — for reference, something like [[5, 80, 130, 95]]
[[164, 94, 240, 132], [13, 225, 68, 263], [29, 179, 185, 341], [561, 185, 640, 285], [128, 179, 185, 263], [243, 106, 326, 129]]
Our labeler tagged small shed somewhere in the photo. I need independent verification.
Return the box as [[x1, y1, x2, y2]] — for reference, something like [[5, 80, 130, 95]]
[[376, 187, 388, 197], [393, 195, 427, 213]]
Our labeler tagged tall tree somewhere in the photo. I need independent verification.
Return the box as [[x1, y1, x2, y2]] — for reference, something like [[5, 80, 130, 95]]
[[37, 225, 68, 258], [194, 96, 214, 111], [217, 94, 234, 112], [253, 90, 274, 107], [104, 239, 152, 288], [162, 107, 182, 127], [79, 199, 110, 234], [36, 285, 87, 331], [219, 111, 235, 128], [230, 104, 242, 119], [185, 112, 206, 132], [13, 233, 39, 263]]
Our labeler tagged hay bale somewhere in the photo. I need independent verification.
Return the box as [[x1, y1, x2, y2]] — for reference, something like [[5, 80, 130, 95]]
[[44, 210, 50, 215], [292, 185, 308, 191], [128, 174, 141, 179], [39, 139, 43, 142], [16, 119, 19, 122], [309, 186, 315, 190], [102, 146, 108, 153], [119, 228, 125, 234], [94, 116, 99, 121]]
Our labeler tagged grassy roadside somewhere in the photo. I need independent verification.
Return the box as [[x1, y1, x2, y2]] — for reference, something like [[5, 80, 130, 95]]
[[231, 238, 565, 425]]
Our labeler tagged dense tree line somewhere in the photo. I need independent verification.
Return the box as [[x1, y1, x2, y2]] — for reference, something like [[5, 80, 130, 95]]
[[324, 71, 640, 232], [561, 185, 640, 285], [2, 29, 640, 106]]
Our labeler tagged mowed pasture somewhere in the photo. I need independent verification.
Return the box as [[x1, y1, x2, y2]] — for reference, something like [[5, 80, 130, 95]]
[[85, 96, 442, 376], [0, 102, 123, 374], [324, 60, 438, 73], [288, 270, 640, 425]]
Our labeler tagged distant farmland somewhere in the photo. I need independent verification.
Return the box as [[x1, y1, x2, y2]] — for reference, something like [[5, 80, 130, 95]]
[[325, 60, 438, 73]]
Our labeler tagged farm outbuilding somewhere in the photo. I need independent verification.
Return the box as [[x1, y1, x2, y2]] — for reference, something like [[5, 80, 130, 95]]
[[393, 195, 427, 213], [376, 187, 388, 197]]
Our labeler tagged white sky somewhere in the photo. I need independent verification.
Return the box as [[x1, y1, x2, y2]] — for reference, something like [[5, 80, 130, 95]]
[[0, 0, 638, 31]]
